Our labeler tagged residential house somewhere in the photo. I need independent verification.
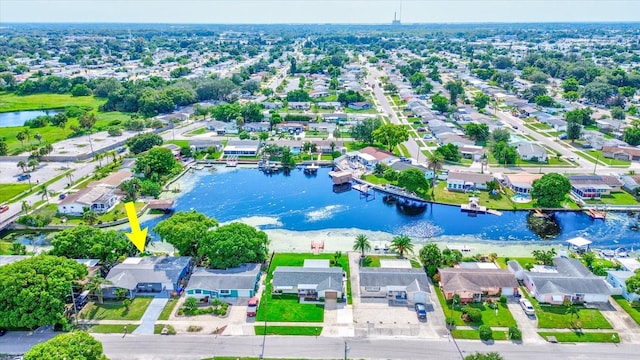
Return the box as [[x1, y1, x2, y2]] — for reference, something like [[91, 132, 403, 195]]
[[347, 102, 373, 110], [602, 146, 640, 162], [162, 143, 181, 157], [58, 186, 118, 216], [313, 140, 343, 154], [568, 175, 623, 199], [446, 172, 494, 192], [272, 259, 344, 301], [308, 122, 336, 134], [620, 175, 640, 194], [223, 140, 261, 156], [103, 256, 192, 299], [437, 134, 475, 147], [523, 257, 611, 304], [206, 120, 238, 135], [359, 260, 430, 305], [317, 102, 342, 110], [517, 143, 548, 162], [277, 123, 305, 134], [438, 266, 519, 303], [459, 145, 485, 161], [320, 113, 348, 123], [243, 122, 271, 133], [189, 140, 223, 153], [309, 89, 329, 98], [288, 102, 311, 111], [185, 263, 261, 302], [87, 170, 133, 190], [262, 101, 283, 110], [503, 173, 542, 195], [606, 271, 640, 302], [357, 146, 398, 166]]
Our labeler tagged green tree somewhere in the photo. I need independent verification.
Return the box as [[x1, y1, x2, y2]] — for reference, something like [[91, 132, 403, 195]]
[[198, 222, 269, 269], [610, 106, 626, 121], [465, 123, 490, 142], [563, 91, 580, 102], [51, 226, 134, 266], [397, 168, 429, 193], [445, 81, 465, 105], [473, 92, 491, 110], [372, 123, 409, 152], [0, 138, 7, 156], [624, 123, 640, 146], [125, 133, 163, 154], [17, 159, 27, 172], [532, 248, 557, 266], [353, 234, 371, 257], [269, 112, 282, 131], [581, 251, 596, 268], [351, 118, 381, 144], [0, 255, 87, 329], [83, 209, 98, 225], [9, 241, 26, 255], [566, 303, 580, 326], [431, 93, 449, 113], [24, 331, 108, 360], [390, 235, 414, 258], [134, 147, 180, 178], [534, 95, 555, 107], [426, 152, 444, 189], [625, 272, 640, 295], [530, 173, 571, 208], [491, 141, 517, 165], [464, 352, 504, 360], [85, 275, 112, 304], [70, 84, 92, 96], [562, 77, 580, 92], [154, 211, 218, 257], [16, 131, 25, 147], [79, 112, 97, 131], [566, 120, 582, 143], [419, 243, 443, 275]]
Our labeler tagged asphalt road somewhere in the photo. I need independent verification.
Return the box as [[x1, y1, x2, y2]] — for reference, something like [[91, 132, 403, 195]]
[[86, 334, 640, 360]]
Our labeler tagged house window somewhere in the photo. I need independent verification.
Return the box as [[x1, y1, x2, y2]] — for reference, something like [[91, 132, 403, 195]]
[[365, 286, 380, 292], [219, 290, 230, 295], [195, 289, 202, 294]]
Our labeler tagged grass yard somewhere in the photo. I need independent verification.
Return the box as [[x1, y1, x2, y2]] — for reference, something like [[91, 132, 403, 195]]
[[435, 287, 517, 327], [0, 183, 30, 203], [362, 255, 399, 267], [79, 297, 153, 321], [451, 329, 509, 340], [495, 257, 537, 270], [0, 93, 106, 113], [524, 295, 612, 329], [86, 324, 139, 334], [361, 174, 392, 186], [585, 150, 631, 167], [158, 298, 179, 320], [43, 201, 145, 225], [254, 326, 322, 336], [432, 182, 534, 210], [154, 324, 176, 335], [585, 191, 640, 206], [163, 140, 190, 148], [612, 296, 640, 326], [184, 127, 208, 136], [538, 331, 620, 343]]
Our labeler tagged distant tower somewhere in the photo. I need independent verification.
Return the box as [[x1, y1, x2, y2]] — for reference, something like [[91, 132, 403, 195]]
[[391, 0, 402, 25]]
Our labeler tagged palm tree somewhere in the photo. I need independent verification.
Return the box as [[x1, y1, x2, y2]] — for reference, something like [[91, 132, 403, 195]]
[[353, 234, 371, 258], [21, 201, 30, 216], [34, 132, 42, 144], [27, 158, 38, 172], [83, 209, 99, 225], [85, 275, 112, 304], [17, 160, 27, 173], [16, 131, 25, 147], [566, 303, 580, 327], [40, 184, 49, 203], [390, 235, 414, 258], [426, 152, 444, 191]]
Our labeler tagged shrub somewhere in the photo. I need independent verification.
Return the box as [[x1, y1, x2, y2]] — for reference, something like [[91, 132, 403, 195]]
[[499, 296, 507, 304], [479, 325, 493, 341], [187, 325, 202, 332], [462, 307, 482, 323], [508, 326, 522, 340], [183, 297, 198, 315]]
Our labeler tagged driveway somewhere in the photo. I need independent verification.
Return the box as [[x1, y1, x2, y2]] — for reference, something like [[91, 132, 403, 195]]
[[507, 299, 543, 344], [594, 299, 640, 343], [133, 294, 169, 335]]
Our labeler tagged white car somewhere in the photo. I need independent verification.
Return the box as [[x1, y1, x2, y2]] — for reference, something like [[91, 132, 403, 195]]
[[519, 298, 535, 316]]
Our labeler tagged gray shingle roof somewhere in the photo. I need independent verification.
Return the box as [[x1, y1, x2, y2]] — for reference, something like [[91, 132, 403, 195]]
[[359, 268, 430, 293], [186, 264, 261, 292], [105, 256, 191, 290], [439, 268, 518, 293], [526, 257, 611, 296], [272, 266, 343, 292]]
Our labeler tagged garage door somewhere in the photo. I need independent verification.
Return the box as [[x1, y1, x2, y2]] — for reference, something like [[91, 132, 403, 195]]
[[501, 287, 514, 296], [413, 292, 428, 304], [325, 291, 338, 300]]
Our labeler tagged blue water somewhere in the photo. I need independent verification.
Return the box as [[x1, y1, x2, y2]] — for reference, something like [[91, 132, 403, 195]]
[[140, 167, 640, 248], [0, 109, 61, 128]]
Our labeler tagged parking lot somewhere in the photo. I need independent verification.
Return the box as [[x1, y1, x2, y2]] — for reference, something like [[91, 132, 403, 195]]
[[0, 160, 79, 185]]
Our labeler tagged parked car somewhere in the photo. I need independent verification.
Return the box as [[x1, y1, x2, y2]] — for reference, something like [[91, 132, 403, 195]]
[[247, 296, 259, 317], [0, 328, 6, 336], [519, 298, 535, 316], [415, 303, 427, 320], [58, 193, 67, 200], [0, 204, 9, 213], [17, 173, 31, 181]]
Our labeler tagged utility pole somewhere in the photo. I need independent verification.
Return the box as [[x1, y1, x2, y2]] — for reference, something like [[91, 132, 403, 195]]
[[593, 153, 600, 174], [344, 341, 349, 360]]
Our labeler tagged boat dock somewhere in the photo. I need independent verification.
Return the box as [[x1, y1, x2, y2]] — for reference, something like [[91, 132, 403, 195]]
[[226, 155, 238, 167], [588, 208, 607, 219], [304, 163, 319, 175], [328, 170, 353, 185], [353, 184, 375, 201]]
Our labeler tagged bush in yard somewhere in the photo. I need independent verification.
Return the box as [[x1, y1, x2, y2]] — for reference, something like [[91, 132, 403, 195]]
[[499, 296, 507, 304], [183, 297, 198, 315], [462, 306, 482, 323], [479, 325, 493, 341], [187, 325, 203, 332], [508, 326, 522, 340]]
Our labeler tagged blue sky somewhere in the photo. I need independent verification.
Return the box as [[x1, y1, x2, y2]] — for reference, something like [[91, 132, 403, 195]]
[[1, 0, 639, 24]]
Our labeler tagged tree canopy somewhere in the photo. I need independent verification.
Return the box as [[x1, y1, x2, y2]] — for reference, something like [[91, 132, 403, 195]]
[[372, 123, 409, 152], [351, 118, 381, 144], [154, 211, 218, 256], [24, 331, 108, 360], [134, 147, 180, 179], [126, 133, 163, 154], [530, 173, 571, 208], [199, 222, 269, 269], [397, 168, 429, 194], [0, 255, 87, 329], [50, 226, 135, 267]]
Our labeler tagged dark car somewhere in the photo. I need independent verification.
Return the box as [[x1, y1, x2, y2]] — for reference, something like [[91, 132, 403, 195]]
[[415, 303, 427, 320], [0, 328, 6, 336]]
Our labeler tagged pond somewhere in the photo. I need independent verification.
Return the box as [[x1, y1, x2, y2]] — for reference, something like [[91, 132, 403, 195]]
[[0, 109, 62, 128], [140, 166, 640, 249]]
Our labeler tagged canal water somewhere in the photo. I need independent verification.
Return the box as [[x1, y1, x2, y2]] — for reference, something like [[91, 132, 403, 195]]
[[140, 166, 640, 249], [0, 109, 61, 127]]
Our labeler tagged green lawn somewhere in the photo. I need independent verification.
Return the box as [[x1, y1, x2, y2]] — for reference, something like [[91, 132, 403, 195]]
[[254, 326, 322, 336], [39, 201, 145, 225], [612, 296, 640, 326], [522, 292, 612, 329], [154, 324, 176, 335], [362, 255, 399, 267], [451, 329, 509, 340], [158, 298, 179, 320], [432, 182, 534, 210], [495, 257, 537, 269], [0, 183, 30, 203], [86, 324, 139, 334], [0, 93, 106, 112], [361, 174, 392, 186], [585, 191, 639, 206], [185, 127, 207, 136], [585, 150, 631, 167], [435, 287, 516, 327], [79, 297, 153, 321], [538, 331, 620, 343]]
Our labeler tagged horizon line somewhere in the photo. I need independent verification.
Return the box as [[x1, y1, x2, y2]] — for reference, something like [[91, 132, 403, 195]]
[[2, 20, 640, 25]]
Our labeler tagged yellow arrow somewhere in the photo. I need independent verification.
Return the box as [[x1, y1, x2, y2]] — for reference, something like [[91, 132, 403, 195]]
[[124, 202, 147, 252]]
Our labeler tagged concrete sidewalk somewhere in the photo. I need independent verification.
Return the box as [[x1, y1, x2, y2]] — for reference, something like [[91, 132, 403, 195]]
[[133, 294, 169, 335]]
